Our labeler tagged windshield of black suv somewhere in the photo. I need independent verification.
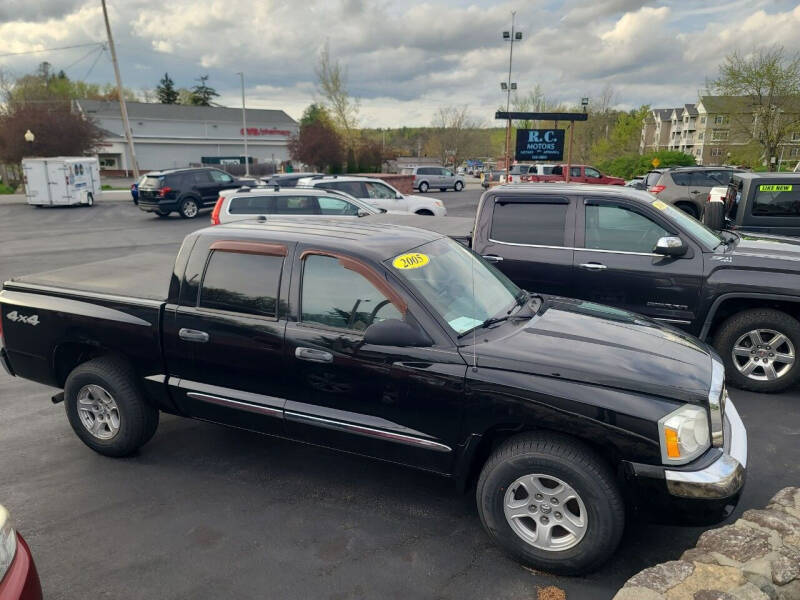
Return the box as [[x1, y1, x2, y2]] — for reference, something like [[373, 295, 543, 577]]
[[653, 199, 723, 249], [387, 237, 520, 335]]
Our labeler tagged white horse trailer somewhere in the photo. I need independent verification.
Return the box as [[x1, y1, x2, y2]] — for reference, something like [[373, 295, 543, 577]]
[[22, 157, 101, 207]]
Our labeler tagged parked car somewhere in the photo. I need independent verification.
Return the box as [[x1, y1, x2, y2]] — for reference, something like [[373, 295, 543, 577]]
[[0, 505, 42, 600], [130, 174, 146, 205], [409, 182, 800, 392], [711, 172, 800, 237], [296, 175, 447, 216], [625, 176, 647, 190], [0, 219, 746, 575], [481, 170, 506, 187], [261, 172, 323, 188], [402, 166, 465, 192], [526, 164, 625, 186], [136, 167, 249, 219], [648, 167, 744, 219], [210, 186, 380, 225]]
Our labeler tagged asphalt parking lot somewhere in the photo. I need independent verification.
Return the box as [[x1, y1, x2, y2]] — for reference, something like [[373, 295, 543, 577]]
[[1, 187, 799, 600]]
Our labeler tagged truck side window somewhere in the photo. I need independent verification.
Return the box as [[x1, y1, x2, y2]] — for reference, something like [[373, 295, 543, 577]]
[[301, 255, 401, 331], [752, 187, 800, 216], [585, 204, 668, 254], [490, 201, 568, 247], [199, 251, 283, 317]]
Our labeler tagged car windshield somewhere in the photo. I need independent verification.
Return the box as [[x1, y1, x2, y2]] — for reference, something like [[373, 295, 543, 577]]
[[655, 200, 723, 249], [387, 237, 520, 335]]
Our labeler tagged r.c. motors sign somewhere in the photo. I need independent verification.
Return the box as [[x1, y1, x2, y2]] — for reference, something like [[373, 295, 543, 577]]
[[515, 129, 564, 161]]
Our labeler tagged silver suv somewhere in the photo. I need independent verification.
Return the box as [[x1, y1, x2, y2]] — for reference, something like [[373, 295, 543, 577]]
[[403, 166, 465, 193], [649, 167, 743, 219]]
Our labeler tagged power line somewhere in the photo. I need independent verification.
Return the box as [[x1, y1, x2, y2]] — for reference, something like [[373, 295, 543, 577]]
[[82, 46, 107, 80], [63, 44, 105, 72], [0, 42, 104, 59]]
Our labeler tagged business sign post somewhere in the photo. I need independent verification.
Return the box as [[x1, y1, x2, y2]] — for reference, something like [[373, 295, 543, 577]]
[[515, 129, 565, 162]]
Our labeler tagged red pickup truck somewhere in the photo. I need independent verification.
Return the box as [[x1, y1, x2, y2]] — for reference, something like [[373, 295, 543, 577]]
[[525, 164, 624, 185]]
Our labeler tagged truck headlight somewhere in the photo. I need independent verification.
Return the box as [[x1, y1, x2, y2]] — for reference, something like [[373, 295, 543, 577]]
[[658, 404, 710, 465], [0, 506, 17, 581]]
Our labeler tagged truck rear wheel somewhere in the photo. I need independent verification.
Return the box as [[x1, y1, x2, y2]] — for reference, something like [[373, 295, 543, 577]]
[[476, 432, 624, 575], [64, 357, 159, 457], [713, 308, 800, 393]]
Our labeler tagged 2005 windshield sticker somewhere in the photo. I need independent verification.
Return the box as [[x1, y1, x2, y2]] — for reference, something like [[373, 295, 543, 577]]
[[652, 200, 668, 210], [760, 184, 793, 192], [392, 253, 430, 270]]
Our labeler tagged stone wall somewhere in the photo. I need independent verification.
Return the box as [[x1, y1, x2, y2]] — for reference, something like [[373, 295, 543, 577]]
[[614, 487, 800, 600]]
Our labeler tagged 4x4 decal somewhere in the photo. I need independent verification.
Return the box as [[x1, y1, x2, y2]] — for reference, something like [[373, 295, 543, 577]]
[[5, 310, 40, 326]]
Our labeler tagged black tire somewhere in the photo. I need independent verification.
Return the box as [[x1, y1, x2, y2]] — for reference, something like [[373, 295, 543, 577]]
[[419, 181, 429, 193], [675, 202, 699, 219], [178, 197, 199, 219], [713, 308, 800, 393], [415, 209, 434, 216], [476, 432, 624, 575], [86, 193, 94, 207], [455, 181, 464, 191], [64, 357, 159, 457]]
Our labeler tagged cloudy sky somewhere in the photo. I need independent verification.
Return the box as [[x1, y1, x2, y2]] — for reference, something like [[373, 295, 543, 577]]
[[1, 0, 800, 126]]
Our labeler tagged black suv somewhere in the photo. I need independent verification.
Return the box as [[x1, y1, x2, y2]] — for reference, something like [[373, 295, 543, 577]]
[[137, 167, 249, 219]]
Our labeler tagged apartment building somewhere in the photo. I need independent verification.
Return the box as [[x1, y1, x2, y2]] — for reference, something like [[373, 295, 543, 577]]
[[641, 96, 800, 168], [639, 108, 675, 153]]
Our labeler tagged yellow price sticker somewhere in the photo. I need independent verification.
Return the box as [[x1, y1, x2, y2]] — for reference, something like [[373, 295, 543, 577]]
[[759, 184, 792, 192], [652, 200, 668, 210], [392, 253, 430, 270]]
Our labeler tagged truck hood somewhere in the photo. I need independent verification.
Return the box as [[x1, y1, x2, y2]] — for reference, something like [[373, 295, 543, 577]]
[[731, 232, 800, 262], [467, 296, 712, 402]]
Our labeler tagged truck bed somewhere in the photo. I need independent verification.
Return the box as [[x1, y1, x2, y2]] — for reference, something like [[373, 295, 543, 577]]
[[5, 251, 173, 301]]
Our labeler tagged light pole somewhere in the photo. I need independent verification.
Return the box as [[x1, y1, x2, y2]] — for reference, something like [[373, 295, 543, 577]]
[[502, 12, 522, 182], [237, 72, 250, 177]]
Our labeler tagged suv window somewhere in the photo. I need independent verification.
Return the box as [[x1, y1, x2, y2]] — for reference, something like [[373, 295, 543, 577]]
[[318, 196, 360, 215], [192, 171, 212, 184], [670, 172, 692, 186], [645, 171, 663, 188], [585, 203, 668, 253], [209, 170, 234, 184], [752, 185, 800, 216], [228, 195, 276, 214], [199, 251, 283, 317], [320, 181, 364, 197], [491, 200, 568, 246], [365, 181, 397, 199], [691, 170, 731, 187], [277, 196, 322, 214], [301, 255, 401, 331]]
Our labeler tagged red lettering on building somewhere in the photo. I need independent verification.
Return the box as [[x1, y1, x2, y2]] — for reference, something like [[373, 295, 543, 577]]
[[240, 128, 291, 136]]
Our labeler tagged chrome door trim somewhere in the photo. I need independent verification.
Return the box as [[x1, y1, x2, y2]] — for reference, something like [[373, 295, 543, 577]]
[[187, 392, 283, 418], [286, 411, 452, 453]]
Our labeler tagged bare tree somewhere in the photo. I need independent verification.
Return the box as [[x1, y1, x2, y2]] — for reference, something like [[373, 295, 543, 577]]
[[709, 46, 800, 171], [315, 42, 360, 151], [425, 106, 481, 169]]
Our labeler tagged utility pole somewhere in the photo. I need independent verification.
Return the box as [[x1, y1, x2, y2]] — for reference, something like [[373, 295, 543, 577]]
[[238, 72, 250, 177], [502, 11, 521, 181], [101, 0, 139, 178]]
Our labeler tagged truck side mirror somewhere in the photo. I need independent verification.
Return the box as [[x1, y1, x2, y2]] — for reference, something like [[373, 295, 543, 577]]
[[653, 236, 687, 257], [363, 319, 432, 347]]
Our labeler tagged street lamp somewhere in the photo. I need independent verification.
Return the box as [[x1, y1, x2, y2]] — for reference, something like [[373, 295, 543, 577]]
[[502, 11, 522, 180], [237, 72, 250, 177], [24, 130, 35, 143], [581, 97, 590, 112]]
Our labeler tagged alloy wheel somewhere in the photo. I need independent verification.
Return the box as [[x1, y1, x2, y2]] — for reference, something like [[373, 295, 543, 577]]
[[503, 473, 588, 552], [732, 328, 795, 381], [77, 384, 121, 440]]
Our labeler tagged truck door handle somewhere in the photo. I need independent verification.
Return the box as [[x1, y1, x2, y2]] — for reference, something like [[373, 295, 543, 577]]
[[179, 328, 209, 343], [482, 254, 503, 263], [295, 347, 333, 363], [578, 262, 607, 271]]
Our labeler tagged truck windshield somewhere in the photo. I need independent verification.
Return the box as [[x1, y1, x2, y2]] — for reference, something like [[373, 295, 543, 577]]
[[657, 201, 723, 250], [387, 237, 520, 335]]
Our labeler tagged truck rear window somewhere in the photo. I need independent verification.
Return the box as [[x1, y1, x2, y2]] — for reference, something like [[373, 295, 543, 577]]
[[753, 185, 800, 216], [199, 251, 283, 317]]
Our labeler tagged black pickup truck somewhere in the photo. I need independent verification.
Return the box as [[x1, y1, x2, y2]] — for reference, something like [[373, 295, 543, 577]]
[[0, 219, 746, 574], [427, 183, 800, 393], [718, 172, 800, 238]]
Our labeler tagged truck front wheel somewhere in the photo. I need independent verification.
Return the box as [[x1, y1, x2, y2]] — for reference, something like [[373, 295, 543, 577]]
[[64, 357, 159, 457], [476, 432, 624, 575], [714, 308, 800, 393]]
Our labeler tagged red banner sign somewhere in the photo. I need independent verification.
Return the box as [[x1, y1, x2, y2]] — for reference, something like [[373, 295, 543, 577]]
[[240, 128, 291, 136]]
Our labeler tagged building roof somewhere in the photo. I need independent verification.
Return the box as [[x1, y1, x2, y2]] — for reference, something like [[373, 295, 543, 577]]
[[652, 108, 674, 122], [683, 103, 698, 116], [75, 99, 297, 126]]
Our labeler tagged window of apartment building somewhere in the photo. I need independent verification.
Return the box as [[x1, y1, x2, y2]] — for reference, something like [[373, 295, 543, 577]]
[[698, 132, 704, 140], [712, 130, 729, 141], [790, 147, 800, 157], [700, 116, 707, 125], [792, 132, 800, 141], [711, 148, 722, 157], [714, 115, 727, 125]]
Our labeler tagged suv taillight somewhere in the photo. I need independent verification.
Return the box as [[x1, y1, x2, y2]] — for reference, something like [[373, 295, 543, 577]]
[[211, 197, 223, 225], [158, 186, 172, 197], [649, 185, 666, 194]]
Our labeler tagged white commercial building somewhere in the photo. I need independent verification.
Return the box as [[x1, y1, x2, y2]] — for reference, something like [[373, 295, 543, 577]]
[[74, 99, 298, 173]]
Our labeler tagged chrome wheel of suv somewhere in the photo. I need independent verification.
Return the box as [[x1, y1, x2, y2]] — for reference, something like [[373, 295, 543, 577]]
[[732, 328, 795, 381], [503, 473, 588, 552], [179, 198, 199, 219]]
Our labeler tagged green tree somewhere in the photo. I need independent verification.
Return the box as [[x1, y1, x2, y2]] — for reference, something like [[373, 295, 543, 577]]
[[709, 46, 800, 171], [315, 43, 359, 154], [156, 72, 179, 104], [190, 74, 219, 106]]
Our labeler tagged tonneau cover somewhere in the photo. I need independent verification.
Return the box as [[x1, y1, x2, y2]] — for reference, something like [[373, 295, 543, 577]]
[[5, 251, 173, 301]]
